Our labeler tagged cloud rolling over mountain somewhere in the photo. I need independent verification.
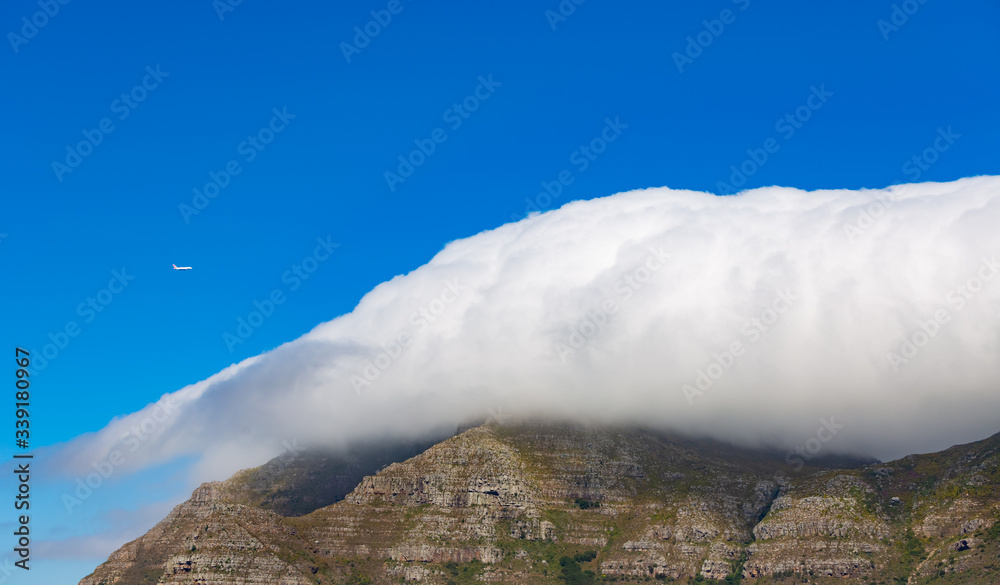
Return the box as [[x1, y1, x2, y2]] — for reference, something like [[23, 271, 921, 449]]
[[51, 177, 1000, 482]]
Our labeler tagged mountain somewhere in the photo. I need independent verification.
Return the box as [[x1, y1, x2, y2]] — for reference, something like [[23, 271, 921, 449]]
[[78, 422, 1000, 584]]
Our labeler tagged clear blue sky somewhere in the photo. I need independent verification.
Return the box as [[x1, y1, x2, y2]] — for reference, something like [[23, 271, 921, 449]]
[[1, 0, 998, 581]]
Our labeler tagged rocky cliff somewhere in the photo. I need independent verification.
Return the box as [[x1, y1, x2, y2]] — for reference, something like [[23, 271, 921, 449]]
[[79, 422, 1000, 584]]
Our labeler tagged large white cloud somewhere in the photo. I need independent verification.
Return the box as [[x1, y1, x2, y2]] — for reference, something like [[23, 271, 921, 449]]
[[50, 177, 1000, 482]]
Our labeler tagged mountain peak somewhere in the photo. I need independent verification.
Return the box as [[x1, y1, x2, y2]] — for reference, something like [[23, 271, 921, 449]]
[[79, 422, 1000, 584]]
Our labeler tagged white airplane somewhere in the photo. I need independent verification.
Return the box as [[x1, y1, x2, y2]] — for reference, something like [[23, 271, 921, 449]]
[[172, 264, 192, 270]]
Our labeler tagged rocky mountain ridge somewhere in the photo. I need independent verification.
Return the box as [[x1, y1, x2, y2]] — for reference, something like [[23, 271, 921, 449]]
[[79, 422, 1000, 584]]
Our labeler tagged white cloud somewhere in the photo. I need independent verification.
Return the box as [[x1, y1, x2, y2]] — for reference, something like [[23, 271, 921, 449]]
[[50, 177, 1000, 483]]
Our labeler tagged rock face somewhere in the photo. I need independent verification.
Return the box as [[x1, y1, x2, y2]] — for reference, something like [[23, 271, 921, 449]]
[[79, 423, 1000, 584]]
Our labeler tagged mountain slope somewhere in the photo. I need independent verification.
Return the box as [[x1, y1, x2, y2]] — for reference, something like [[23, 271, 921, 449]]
[[79, 423, 1000, 584]]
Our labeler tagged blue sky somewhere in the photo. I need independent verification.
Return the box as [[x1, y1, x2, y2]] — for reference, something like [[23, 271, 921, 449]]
[[2, 0, 999, 582]]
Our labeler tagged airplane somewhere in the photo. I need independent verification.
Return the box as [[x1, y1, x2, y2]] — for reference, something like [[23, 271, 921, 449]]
[[172, 264, 192, 270]]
